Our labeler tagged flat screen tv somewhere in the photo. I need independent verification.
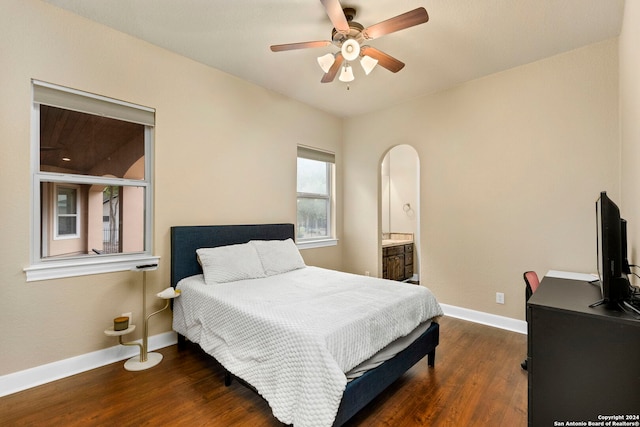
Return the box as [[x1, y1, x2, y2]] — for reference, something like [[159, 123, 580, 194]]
[[595, 191, 631, 307]]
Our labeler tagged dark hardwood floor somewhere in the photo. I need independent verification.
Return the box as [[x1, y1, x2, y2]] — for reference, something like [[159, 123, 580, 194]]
[[0, 317, 527, 426]]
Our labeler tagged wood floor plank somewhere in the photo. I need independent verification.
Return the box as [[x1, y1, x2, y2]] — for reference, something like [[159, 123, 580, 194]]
[[0, 317, 527, 426]]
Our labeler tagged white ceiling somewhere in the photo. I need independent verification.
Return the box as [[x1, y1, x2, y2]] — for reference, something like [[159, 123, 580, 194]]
[[42, 0, 625, 117]]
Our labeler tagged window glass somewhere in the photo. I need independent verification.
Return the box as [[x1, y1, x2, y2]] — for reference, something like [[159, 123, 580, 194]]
[[40, 182, 145, 258], [296, 148, 334, 241], [296, 198, 330, 239], [98, 185, 145, 255], [297, 158, 329, 195], [39, 105, 144, 179]]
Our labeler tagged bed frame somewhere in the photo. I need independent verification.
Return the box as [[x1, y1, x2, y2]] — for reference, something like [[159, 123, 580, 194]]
[[170, 223, 440, 427]]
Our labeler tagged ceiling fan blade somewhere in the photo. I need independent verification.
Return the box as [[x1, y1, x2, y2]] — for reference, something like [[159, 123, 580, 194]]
[[361, 47, 405, 73], [363, 7, 429, 40], [321, 53, 344, 83], [320, 0, 350, 35], [270, 40, 332, 52]]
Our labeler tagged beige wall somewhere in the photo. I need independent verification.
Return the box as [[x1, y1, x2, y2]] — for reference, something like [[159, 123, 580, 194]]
[[0, 0, 342, 376], [620, 1, 640, 277], [343, 39, 620, 320]]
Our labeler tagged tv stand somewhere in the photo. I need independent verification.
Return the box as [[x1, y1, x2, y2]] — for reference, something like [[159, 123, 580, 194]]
[[527, 276, 640, 426]]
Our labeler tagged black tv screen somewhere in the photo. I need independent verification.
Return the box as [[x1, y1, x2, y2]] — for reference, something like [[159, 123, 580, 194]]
[[596, 191, 631, 306]]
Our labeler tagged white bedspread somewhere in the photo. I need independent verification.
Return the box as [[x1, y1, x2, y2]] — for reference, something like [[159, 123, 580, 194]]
[[172, 266, 443, 427]]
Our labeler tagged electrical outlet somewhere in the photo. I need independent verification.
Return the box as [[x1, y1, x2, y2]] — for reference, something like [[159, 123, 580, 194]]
[[365, 271, 370, 276], [496, 292, 505, 304]]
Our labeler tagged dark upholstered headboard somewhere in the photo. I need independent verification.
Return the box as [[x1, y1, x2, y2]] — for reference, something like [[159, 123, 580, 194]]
[[170, 223, 295, 287]]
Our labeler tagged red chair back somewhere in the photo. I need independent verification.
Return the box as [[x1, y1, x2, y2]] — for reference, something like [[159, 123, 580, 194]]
[[524, 271, 540, 300]]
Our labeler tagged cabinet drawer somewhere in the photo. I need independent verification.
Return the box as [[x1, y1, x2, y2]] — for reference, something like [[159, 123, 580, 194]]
[[404, 252, 412, 265], [383, 245, 404, 256], [405, 265, 413, 278], [404, 244, 413, 253]]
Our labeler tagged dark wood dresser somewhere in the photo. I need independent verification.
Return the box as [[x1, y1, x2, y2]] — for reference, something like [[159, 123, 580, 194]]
[[527, 276, 640, 426]]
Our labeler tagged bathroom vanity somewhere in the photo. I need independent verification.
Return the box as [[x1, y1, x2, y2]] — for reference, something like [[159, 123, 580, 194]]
[[382, 233, 414, 282]]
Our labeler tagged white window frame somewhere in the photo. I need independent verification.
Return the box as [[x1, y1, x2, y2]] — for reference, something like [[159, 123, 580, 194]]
[[296, 146, 338, 249], [24, 81, 159, 281], [54, 184, 80, 240]]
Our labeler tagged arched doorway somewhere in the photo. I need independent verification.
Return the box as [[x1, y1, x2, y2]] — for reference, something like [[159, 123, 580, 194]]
[[380, 145, 420, 282]]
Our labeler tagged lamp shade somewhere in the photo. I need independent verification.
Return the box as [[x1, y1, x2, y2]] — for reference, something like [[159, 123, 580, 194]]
[[317, 53, 335, 73], [341, 39, 360, 61], [339, 64, 355, 82], [360, 55, 378, 75]]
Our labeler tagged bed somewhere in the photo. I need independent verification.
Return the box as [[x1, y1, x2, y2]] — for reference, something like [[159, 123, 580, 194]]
[[170, 223, 442, 427]]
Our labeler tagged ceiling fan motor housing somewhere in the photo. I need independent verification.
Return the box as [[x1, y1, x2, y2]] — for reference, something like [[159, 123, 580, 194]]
[[331, 7, 365, 47], [332, 22, 364, 40]]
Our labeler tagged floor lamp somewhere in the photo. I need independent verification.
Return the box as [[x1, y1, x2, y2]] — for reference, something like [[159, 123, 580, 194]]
[[122, 263, 175, 371]]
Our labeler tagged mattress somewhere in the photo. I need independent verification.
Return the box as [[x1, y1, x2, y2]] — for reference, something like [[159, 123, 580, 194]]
[[345, 318, 432, 380], [173, 266, 443, 427]]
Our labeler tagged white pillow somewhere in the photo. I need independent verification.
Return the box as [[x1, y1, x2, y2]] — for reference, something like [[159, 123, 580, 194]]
[[196, 243, 266, 285], [250, 238, 306, 276]]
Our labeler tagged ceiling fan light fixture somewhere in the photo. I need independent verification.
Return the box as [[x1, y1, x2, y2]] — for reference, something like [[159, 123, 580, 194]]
[[339, 64, 355, 82], [341, 39, 360, 62], [360, 55, 378, 75], [317, 53, 335, 73]]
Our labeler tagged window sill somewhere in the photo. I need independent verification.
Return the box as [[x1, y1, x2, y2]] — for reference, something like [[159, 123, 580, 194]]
[[296, 238, 338, 250], [24, 254, 160, 282]]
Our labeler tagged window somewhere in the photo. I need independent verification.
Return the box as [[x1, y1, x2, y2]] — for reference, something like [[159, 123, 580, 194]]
[[296, 146, 336, 248], [55, 185, 79, 238], [25, 81, 158, 281]]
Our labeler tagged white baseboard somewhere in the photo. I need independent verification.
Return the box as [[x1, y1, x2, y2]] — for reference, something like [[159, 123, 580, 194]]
[[0, 305, 526, 398], [0, 331, 177, 398], [440, 303, 527, 334]]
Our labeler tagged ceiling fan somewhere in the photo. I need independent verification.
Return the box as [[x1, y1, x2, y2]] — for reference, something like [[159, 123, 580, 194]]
[[270, 0, 429, 84]]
